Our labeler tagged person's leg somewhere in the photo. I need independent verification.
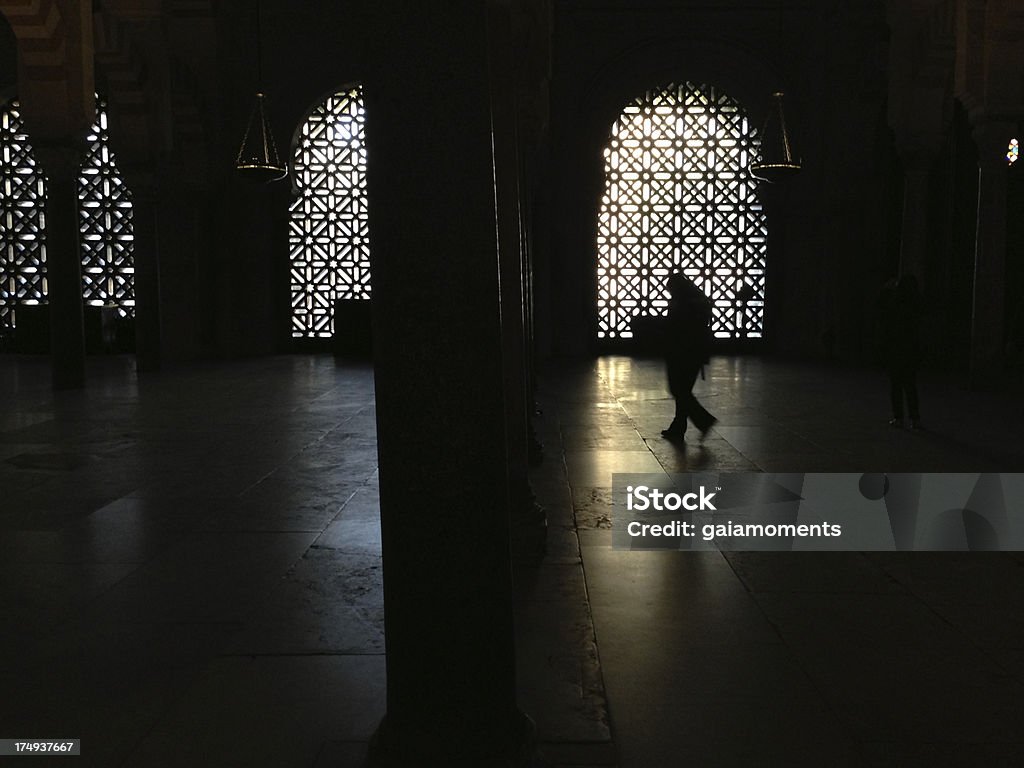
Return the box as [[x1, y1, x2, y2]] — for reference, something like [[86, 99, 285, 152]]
[[681, 364, 716, 435], [663, 395, 686, 437], [686, 395, 716, 435], [663, 360, 687, 438]]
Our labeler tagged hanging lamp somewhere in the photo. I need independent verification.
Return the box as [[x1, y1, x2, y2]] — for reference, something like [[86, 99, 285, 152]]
[[235, 1, 287, 182], [236, 93, 287, 182], [749, 91, 802, 183], [749, 0, 802, 184]]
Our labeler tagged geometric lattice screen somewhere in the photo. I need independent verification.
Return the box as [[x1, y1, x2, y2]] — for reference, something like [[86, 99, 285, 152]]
[[78, 97, 135, 317], [0, 96, 135, 335], [0, 100, 47, 335], [289, 86, 369, 338], [597, 82, 767, 339]]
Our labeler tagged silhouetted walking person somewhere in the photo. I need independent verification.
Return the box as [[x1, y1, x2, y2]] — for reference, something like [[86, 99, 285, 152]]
[[662, 272, 717, 441], [879, 274, 923, 429]]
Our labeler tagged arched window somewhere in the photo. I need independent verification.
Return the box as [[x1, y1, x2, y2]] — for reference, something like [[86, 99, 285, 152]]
[[597, 82, 767, 340], [0, 96, 134, 337], [0, 100, 47, 335], [289, 86, 369, 339], [78, 97, 134, 316]]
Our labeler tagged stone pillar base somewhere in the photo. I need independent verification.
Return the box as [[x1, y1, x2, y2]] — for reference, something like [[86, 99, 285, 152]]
[[368, 710, 537, 768]]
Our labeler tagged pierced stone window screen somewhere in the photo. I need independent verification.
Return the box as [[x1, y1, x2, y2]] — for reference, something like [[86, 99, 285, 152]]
[[289, 86, 370, 339], [1, 97, 135, 332], [597, 82, 767, 339], [0, 100, 47, 334], [78, 97, 135, 317]]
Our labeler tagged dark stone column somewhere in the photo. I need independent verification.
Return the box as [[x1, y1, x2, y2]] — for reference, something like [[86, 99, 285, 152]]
[[490, 2, 543, 526], [36, 142, 86, 390], [758, 182, 791, 352], [969, 121, 1013, 384], [130, 186, 163, 372], [364, 2, 533, 765]]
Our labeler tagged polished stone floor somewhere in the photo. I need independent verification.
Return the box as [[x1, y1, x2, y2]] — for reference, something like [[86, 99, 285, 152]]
[[542, 356, 1024, 768], [2, 353, 1024, 767]]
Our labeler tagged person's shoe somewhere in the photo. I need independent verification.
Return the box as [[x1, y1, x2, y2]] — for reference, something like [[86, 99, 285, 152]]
[[698, 418, 718, 442], [888, 418, 903, 428], [661, 428, 685, 442]]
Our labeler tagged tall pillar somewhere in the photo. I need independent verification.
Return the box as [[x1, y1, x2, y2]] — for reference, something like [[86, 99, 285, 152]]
[[130, 185, 163, 372], [364, 2, 533, 765], [490, 1, 541, 524], [11, 0, 96, 388], [969, 120, 1013, 383], [759, 183, 790, 351], [529, 154, 554, 360], [35, 142, 86, 390]]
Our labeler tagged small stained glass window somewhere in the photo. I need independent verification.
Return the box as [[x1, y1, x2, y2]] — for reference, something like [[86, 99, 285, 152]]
[[1009, 138, 1019, 166]]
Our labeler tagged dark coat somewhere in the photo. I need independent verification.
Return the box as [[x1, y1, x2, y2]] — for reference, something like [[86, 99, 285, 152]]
[[665, 289, 711, 396], [878, 277, 922, 369]]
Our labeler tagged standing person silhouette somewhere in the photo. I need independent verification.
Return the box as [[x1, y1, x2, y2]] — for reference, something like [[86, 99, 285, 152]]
[[879, 274, 923, 429], [661, 272, 717, 441]]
